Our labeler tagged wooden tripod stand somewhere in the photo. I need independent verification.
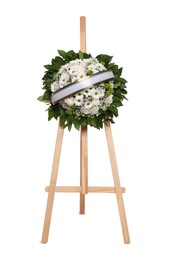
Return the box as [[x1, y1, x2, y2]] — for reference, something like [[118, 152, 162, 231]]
[[41, 16, 130, 244]]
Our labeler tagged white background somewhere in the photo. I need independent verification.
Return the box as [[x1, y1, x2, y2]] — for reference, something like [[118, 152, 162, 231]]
[[0, 0, 172, 259]]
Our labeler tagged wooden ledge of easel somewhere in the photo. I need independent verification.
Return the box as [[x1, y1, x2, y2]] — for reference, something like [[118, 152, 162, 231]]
[[45, 186, 125, 193]]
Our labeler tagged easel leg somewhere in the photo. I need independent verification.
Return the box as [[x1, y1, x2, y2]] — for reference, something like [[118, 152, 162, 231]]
[[80, 126, 88, 214], [41, 121, 64, 243], [79, 17, 88, 214], [104, 122, 130, 244]]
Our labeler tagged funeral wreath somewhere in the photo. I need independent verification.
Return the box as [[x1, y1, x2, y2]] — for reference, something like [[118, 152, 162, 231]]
[[38, 50, 127, 130]]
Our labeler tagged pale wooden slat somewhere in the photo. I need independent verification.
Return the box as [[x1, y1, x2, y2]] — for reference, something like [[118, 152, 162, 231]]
[[80, 16, 86, 52], [41, 121, 64, 243], [80, 16, 88, 214], [104, 121, 130, 244], [45, 186, 126, 193], [89, 186, 125, 193], [46, 186, 81, 192], [80, 126, 88, 214], [80, 126, 88, 195]]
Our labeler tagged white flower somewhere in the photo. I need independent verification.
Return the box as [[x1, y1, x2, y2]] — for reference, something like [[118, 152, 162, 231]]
[[92, 87, 105, 99], [100, 101, 108, 111], [51, 81, 60, 92], [81, 100, 99, 116], [69, 60, 80, 65], [104, 94, 113, 106], [101, 105, 108, 111], [64, 97, 75, 107], [95, 63, 106, 71], [71, 64, 85, 75], [80, 86, 94, 97], [75, 93, 84, 101], [92, 98, 100, 106], [89, 106, 99, 115], [76, 110, 81, 117], [80, 107, 90, 115], [59, 72, 70, 87], [60, 102, 69, 109], [58, 66, 66, 74], [70, 75, 78, 83], [74, 99, 83, 106], [84, 58, 98, 66], [86, 65, 99, 74], [84, 102, 93, 109]]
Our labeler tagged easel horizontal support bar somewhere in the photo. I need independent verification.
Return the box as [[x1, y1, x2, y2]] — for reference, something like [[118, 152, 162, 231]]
[[45, 186, 125, 193]]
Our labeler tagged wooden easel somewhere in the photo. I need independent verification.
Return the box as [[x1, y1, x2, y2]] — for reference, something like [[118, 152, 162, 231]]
[[41, 16, 130, 244]]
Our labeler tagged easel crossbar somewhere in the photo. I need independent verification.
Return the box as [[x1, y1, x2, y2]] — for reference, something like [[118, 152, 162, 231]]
[[45, 186, 125, 193]]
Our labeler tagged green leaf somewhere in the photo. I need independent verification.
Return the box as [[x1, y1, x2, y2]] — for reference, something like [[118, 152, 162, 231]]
[[114, 82, 121, 88], [60, 116, 67, 125], [90, 117, 97, 127], [42, 72, 55, 81], [51, 59, 61, 70], [54, 56, 65, 66], [83, 52, 92, 59], [121, 89, 127, 94], [86, 117, 91, 125], [121, 95, 128, 101], [53, 106, 60, 119], [44, 64, 52, 69], [48, 108, 54, 121], [113, 96, 121, 101], [79, 51, 84, 60], [114, 101, 123, 107], [117, 67, 123, 77], [42, 90, 51, 101], [67, 122, 72, 131], [66, 50, 78, 60], [108, 105, 118, 117], [67, 114, 74, 122], [59, 107, 66, 116], [108, 63, 115, 68], [96, 54, 113, 64], [58, 50, 67, 59], [37, 95, 43, 101], [73, 119, 80, 130], [109, 64, 119, 75], [118, 78, 127, 84], [80, 117, 87, 126], [96, 115, 103, 129]]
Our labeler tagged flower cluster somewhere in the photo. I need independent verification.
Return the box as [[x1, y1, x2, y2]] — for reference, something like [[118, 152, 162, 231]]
[[50, 58, 114, 117], [38, 50, 127, 130]]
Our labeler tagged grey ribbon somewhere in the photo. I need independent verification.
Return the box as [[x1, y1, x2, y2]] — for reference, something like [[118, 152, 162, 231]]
[[51, 70, 114, 105]]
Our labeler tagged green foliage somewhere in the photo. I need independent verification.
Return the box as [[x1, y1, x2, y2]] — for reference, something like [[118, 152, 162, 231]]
[[96, 54, 113, 65], [38, 50, 128, 131]]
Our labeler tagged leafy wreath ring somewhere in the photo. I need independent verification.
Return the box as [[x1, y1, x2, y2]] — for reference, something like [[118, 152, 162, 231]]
[[38, 50, 127, 131]]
